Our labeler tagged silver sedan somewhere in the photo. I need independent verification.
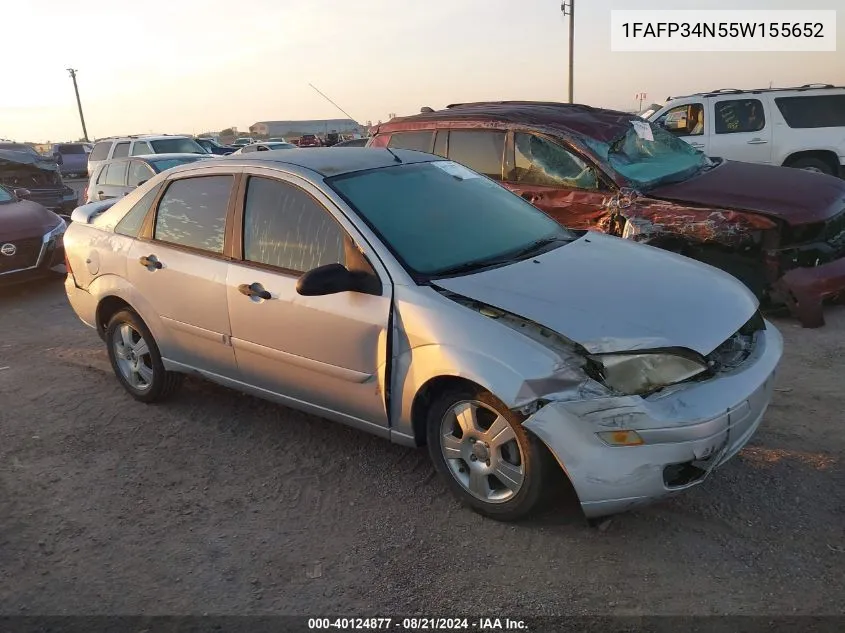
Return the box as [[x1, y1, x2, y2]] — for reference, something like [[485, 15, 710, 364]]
[[63, 148, 782, 521]]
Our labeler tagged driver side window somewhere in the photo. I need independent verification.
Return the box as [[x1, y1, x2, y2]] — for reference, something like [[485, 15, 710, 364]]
[[658, 103, 704, 137], [512, 133, 600, 190]]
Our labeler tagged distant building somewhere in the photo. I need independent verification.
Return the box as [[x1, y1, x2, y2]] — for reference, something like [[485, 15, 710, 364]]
[[249, 119, 363, 138]]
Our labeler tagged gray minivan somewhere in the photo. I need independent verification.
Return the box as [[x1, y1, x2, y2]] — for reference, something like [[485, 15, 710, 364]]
[[86, 154, 210, 203]]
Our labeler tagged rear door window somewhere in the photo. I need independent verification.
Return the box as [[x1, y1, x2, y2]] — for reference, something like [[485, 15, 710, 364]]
[[387, 131, 434, 153], [112, 142, 130, 158], [89, 142, 111, 161], [714, 99, 765, 134], [447, 130, 506, 180], [103, 162, 127, 186], [154, 175, 232, 253], [775, 95, 845, 128]]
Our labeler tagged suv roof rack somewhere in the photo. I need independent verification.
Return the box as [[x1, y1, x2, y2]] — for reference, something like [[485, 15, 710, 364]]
[[667, 84, 843, 101]]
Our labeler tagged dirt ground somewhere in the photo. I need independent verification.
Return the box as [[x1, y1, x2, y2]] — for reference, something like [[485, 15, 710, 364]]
[[0, 277, 843, 616]]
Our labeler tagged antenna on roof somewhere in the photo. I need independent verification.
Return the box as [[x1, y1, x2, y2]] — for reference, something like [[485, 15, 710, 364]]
[[307, 83, 357, 122], [384, 146, 403, 164]]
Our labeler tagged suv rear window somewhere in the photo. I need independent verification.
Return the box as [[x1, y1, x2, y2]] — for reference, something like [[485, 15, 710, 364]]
[[150, 138, 204, 154], [57, 144, 86, 154], [90, 142, 111, 161], [447, 130, 506, 180], [388, 131, 433, 153], [775, 95, 845, 129]]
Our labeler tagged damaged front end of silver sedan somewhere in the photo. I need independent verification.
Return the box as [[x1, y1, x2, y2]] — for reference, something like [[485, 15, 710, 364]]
[[419, 289, 782, 520]]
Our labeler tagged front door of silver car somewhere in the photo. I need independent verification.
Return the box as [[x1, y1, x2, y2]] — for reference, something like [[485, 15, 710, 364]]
[[127, 171, 238, 378], [225, 171, 392, 431]]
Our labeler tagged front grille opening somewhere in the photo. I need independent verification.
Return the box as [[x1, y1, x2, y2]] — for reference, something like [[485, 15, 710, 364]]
[[663, 462, 707, 488]]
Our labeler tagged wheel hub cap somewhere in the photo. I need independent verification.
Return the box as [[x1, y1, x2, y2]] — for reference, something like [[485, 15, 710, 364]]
[[471, 441, 489, 461]]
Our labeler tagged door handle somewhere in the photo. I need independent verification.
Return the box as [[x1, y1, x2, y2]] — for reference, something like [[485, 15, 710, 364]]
[[139, 254, 162, 270], [238, 282, 272, 300], [690, 143, 705, 148], [747, 138, 768, 144]]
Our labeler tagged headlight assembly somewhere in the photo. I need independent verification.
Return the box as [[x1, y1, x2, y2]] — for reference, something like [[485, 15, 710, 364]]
[[588, 351, 708, 395], [43, 218, 67, 243]]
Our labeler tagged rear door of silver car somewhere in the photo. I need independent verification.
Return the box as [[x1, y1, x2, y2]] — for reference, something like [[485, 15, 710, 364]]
[[225, 168, 393, 431], [127, 166, 241, 377]]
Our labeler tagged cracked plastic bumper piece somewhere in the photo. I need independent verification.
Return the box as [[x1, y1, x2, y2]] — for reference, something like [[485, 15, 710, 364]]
[[774, 256, 845, 328], [523, 324, 783, 519]]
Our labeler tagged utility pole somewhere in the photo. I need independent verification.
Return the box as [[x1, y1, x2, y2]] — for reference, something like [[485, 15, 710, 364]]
[[66, 68, 89, 141], [561, 1, 575, 103]]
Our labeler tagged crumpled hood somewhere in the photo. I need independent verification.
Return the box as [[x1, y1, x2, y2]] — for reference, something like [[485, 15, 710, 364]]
[[648, 160, 845, 225], [0, 200, 62, 241], [435, 233, 759, 355]]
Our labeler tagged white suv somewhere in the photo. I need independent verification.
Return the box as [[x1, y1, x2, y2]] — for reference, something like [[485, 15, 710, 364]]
[[647, 85, 845, 177], [87, 135, 206, 177]]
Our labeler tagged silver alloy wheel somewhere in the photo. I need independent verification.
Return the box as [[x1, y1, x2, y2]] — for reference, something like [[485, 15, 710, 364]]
[[439, 400, 525, 503], [112, 323, 154, 392]]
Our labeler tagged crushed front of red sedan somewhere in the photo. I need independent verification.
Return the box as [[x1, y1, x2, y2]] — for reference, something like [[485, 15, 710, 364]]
[[369, 102, 845, 327]]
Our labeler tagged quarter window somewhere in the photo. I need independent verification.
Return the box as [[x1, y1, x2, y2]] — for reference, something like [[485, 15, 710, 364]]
[[130, 141, 152, 156], [243, 176, 345, 273], [127, 161, 155, 187], [387, 131, 433, 153], [513, 133, 599, 190], [89, 142, 110, 161], [154, 175, 232, 253], [714, 99, 765, 134], [116, 185, 162, 237], [447, 130, 506, 180], [775, 95, 845, 129], [112, 142, 130, 158]]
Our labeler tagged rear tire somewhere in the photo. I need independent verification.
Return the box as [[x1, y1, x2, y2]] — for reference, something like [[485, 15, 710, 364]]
[[789, 157, 834, 176], [105, 309, 183, 403], [426, 386, 551, 521]]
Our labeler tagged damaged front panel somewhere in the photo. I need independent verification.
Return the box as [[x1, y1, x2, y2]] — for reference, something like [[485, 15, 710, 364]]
[[0, 149, 68, 211]]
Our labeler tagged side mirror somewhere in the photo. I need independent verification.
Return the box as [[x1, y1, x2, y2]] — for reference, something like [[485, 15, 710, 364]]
[[296, 263, 381, 297], [13, 188, 31, 200]]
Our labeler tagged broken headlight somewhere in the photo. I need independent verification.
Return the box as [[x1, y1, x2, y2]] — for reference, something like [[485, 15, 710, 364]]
[[587, 352, 708, 396]]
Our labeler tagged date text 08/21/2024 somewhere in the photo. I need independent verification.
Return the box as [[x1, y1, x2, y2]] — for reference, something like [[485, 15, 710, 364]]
[[307, 618, 528, 630]]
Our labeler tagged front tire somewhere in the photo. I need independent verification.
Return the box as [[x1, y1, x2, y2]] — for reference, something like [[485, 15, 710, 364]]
[[105, 309, 183, 403], [426, 386, 551, 521]]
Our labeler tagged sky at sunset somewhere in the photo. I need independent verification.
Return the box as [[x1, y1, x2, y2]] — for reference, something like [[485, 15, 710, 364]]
[[2, 0, 843, 142]]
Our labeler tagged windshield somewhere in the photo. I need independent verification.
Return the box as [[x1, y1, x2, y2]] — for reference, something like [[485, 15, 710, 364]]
[[0, 186, 13, 203], [150, 156, 209, 172], [266, 143, 295, 150], [328, 161, 575, 278], [587, 122, 710, 189], [150, 138, 205, 154]]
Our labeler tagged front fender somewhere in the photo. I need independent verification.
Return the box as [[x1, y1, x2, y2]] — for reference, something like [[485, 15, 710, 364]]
[[390, 343, 570, 443]]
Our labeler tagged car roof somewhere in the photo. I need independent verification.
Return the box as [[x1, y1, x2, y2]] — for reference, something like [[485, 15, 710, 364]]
[[94, 135, 193, 143], [204, 147, 435, 176], [377, 101, 640, 144], [102, 152, 211, 163]]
